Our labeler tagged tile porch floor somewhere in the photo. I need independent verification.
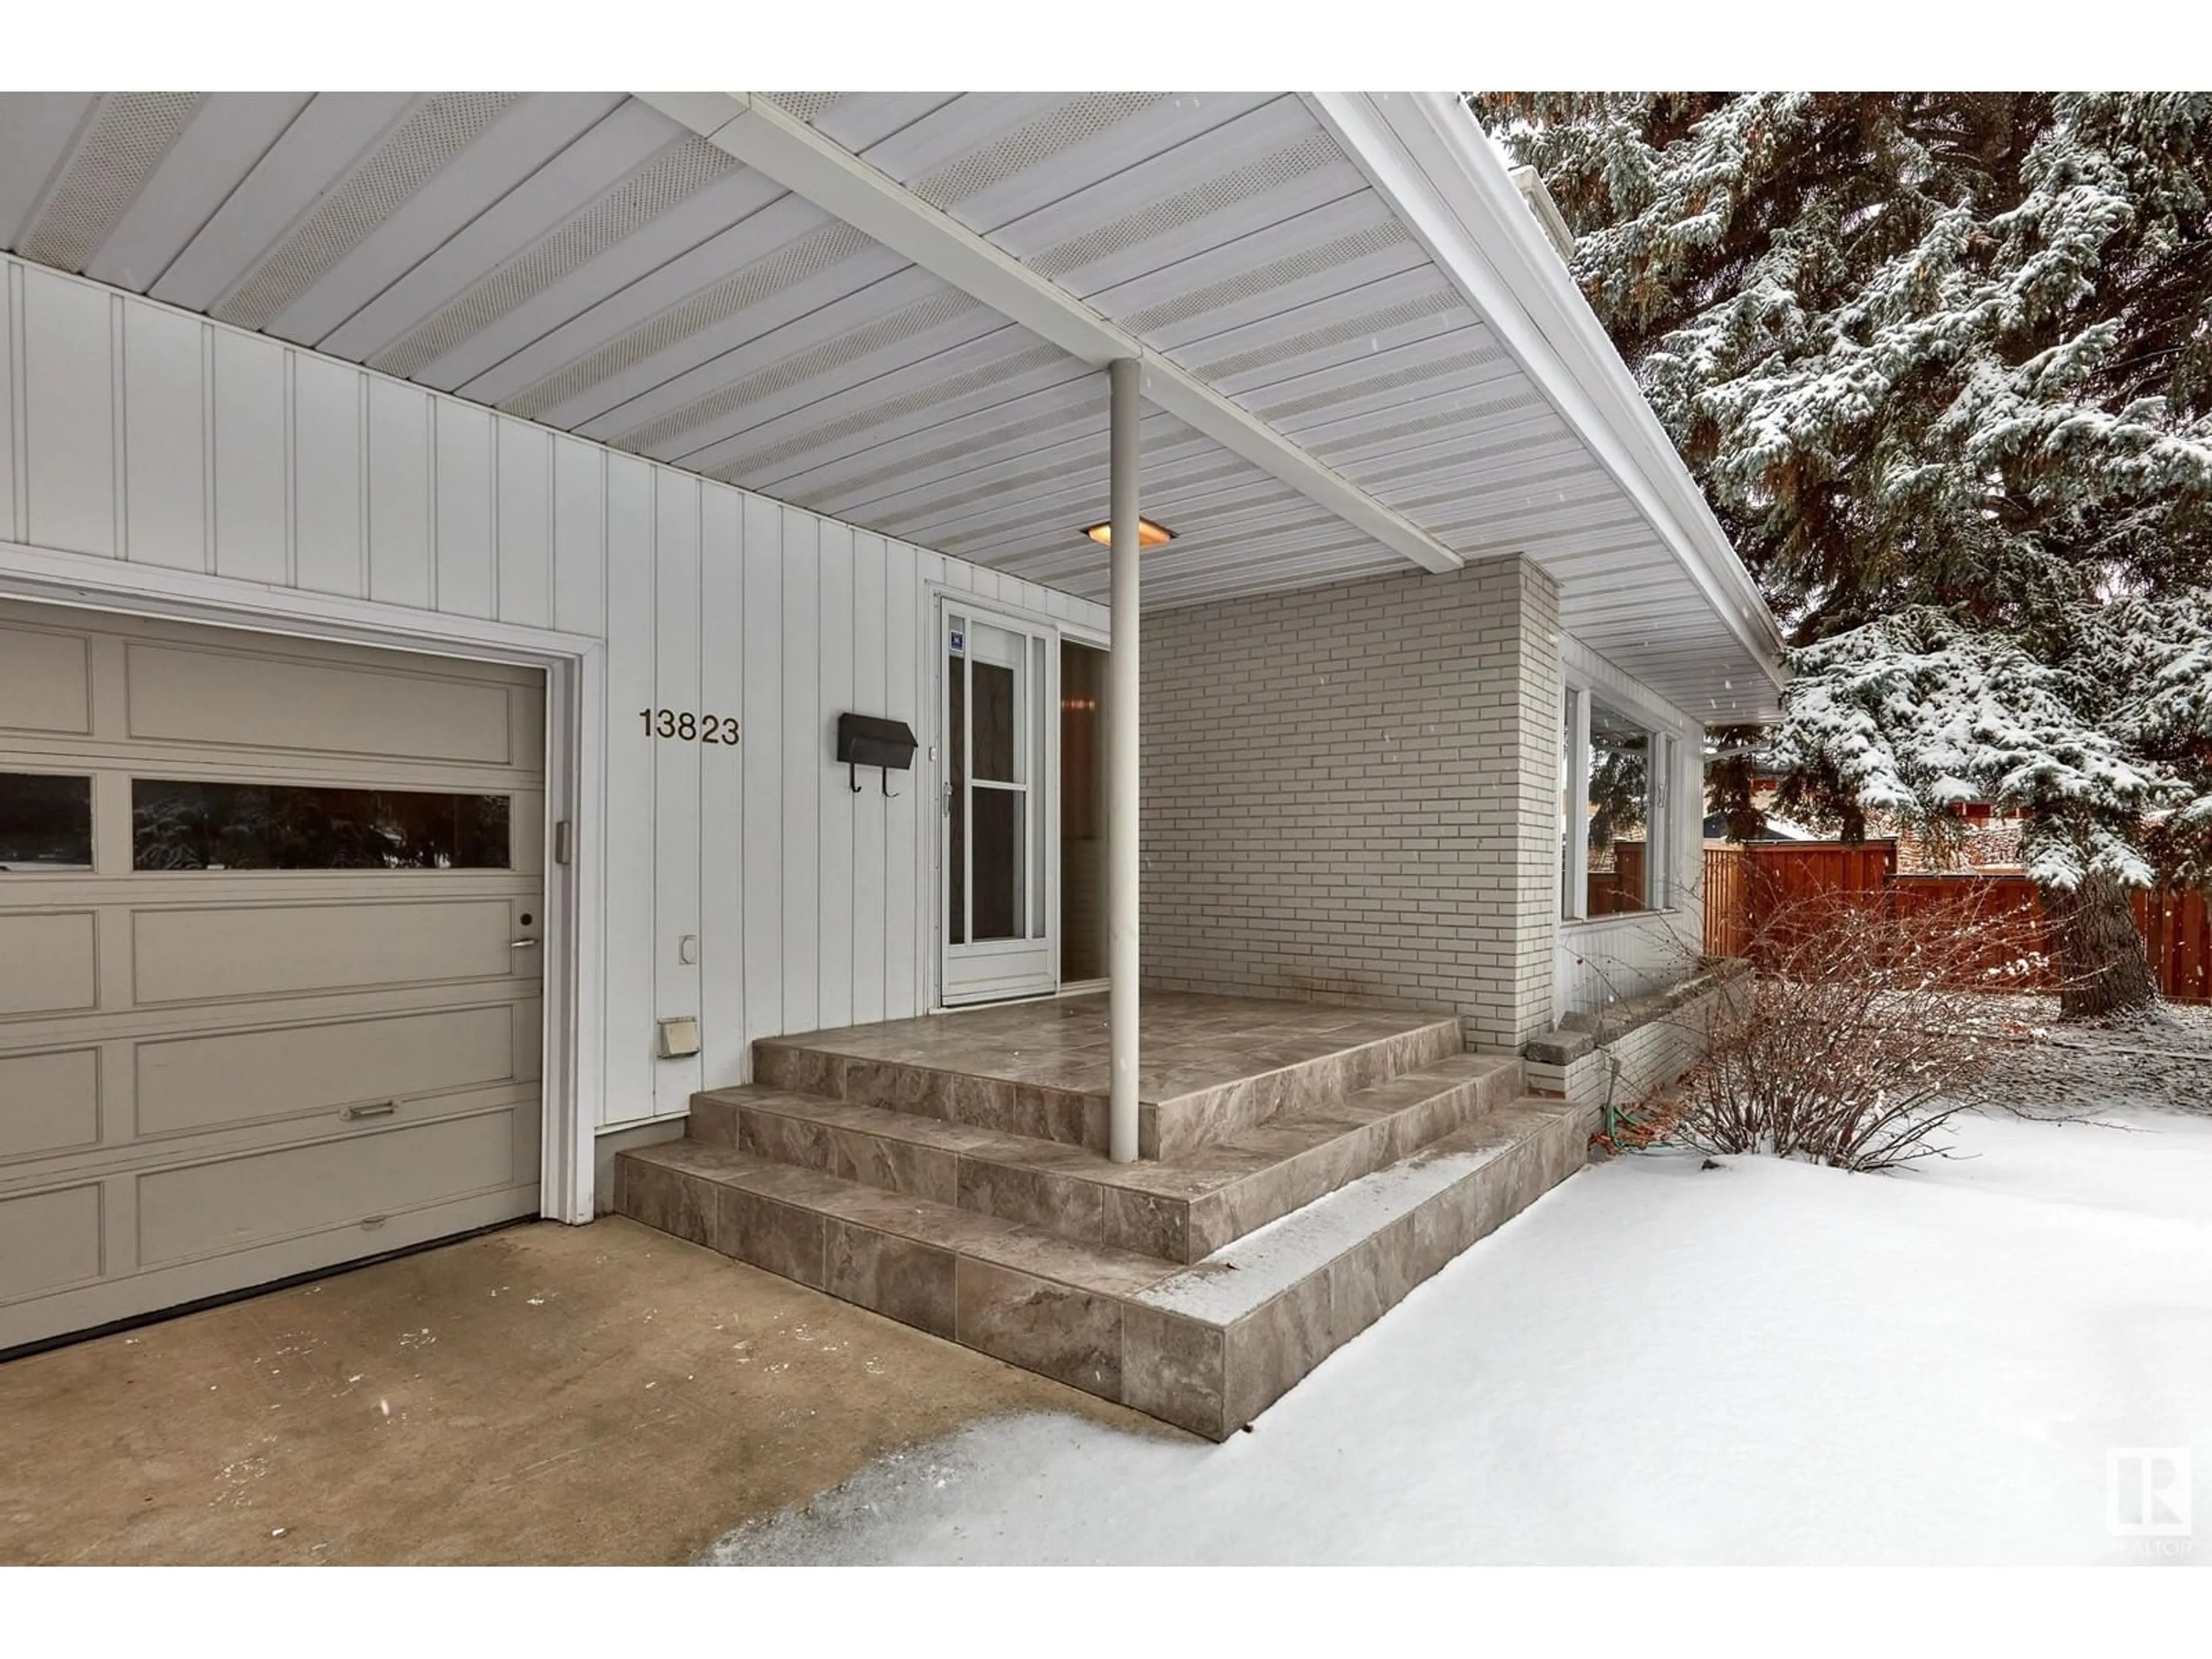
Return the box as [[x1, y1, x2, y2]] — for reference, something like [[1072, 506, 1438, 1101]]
[[760, 990, 1455, 1101]]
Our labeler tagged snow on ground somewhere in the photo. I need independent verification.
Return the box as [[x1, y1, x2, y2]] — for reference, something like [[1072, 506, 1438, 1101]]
[[707, 1100, 2212, 1566], [1961, 995, 2212, 1119]]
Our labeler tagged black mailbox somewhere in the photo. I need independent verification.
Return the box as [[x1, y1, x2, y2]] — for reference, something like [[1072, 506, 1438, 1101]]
[[837, 712, 918, 796]]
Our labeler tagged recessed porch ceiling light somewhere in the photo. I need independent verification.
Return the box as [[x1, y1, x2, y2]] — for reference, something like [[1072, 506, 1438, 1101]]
[[1084, 517, 1175, 550]]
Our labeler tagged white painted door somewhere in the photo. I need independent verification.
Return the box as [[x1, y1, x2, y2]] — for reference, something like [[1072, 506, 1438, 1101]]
[[938, 602, 1056, 1005], [0, 600, 544, 1353]]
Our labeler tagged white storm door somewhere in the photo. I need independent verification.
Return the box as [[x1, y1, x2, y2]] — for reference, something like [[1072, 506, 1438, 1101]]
[[940, 603, 1055, 1005]]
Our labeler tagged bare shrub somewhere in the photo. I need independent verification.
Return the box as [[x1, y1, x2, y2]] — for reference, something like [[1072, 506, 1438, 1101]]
[[1680, 880, 2053, 1171]]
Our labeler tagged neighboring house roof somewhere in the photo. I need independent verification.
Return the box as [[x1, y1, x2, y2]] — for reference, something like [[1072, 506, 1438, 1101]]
[[1703, 811, 1824, 843], [0, 90, 1784, 717]]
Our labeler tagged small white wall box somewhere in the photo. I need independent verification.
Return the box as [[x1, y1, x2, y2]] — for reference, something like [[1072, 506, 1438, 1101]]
[[657, 1017, 701, 1058]]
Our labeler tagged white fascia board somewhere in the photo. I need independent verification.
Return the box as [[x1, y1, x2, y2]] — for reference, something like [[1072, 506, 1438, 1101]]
[[631, 90, 1462, 577], [1305, 90, 1789, 693]]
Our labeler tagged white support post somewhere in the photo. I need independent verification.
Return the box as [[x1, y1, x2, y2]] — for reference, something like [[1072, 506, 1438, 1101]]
[[1108, 357, 1141, 1164]]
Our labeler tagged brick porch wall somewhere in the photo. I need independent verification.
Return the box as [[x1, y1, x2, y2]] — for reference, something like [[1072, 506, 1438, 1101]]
[[1138, 555, 1562, 1051]]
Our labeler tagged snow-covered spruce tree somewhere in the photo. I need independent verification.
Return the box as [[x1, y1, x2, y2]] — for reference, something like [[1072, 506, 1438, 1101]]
[[1475, 93, 2212, 1015], [1771, 603, 2210, 1014]]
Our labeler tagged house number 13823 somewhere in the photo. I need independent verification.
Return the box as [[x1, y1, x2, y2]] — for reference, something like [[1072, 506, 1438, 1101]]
[[639, 709, 741, 744]]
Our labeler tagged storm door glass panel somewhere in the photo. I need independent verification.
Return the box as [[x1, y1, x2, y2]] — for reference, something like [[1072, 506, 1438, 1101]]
[[969, 788, 1025, 940], [1586, 702, 1652, 915], [131, 780, 510, 870], [0, 771, 93, 872], [959, 620, 1031, 944], [972, 661, 1017, 782]]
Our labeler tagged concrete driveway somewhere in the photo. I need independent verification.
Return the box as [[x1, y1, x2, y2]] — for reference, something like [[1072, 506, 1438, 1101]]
[[0, 1216, 1156, 1565]]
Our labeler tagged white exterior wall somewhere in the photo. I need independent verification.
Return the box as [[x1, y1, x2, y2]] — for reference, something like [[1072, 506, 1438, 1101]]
[[1138, 557, 1562, 1052], [1555, 632, 1705, 1016], [0, 257, 1107, 1140]]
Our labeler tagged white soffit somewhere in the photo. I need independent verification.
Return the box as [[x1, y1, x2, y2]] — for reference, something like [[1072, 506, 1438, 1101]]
[[0, 88, 1782, 714]]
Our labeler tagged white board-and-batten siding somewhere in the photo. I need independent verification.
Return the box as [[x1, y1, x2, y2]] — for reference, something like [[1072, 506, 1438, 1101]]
[[0, 256, 1109, 1131]]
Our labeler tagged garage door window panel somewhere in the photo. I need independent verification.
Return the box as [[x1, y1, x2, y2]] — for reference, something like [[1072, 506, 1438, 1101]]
[[0, 771, 94, 872], [131, 781, 510, 870]]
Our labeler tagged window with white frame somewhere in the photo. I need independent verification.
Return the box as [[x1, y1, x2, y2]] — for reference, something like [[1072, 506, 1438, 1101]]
[[1559, 689, 1581, 918], [1560, 688, 1666, 919]]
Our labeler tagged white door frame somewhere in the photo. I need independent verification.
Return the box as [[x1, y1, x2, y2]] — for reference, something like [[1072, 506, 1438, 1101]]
[[0, 538, 604, 1224], [930, 584, 1088, 1009], [1054, 619, 1111, 997]]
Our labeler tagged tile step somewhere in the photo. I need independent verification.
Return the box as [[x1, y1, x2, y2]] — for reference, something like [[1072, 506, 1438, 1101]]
[[688, 1051, 1525, 1263], [751, 1013, 1467, 1158], [613, 1093, 1596, 1440]]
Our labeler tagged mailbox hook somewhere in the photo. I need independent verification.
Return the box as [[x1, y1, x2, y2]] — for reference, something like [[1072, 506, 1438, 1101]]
[[847, 760, 899, 797]]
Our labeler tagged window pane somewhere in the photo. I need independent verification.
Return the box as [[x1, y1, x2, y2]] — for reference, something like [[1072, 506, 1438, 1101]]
[[131, 781, 510, 870], [972, 660, 1017, 782], [1060, 641, 1108, 980], [0, 772, 93, 872], [1586, 702, 1651, 915], [1559, 691, 1578, 918], [969, 787, 1025, 941]]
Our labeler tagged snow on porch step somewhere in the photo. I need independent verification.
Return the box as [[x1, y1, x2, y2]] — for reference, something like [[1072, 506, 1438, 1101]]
[[687, 1051, 1524, 1264], [613, 1092, 1594, 1442]]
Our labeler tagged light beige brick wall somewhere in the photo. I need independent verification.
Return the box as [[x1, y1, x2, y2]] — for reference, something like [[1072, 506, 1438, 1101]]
[[1139, 555, 1562, 1051]]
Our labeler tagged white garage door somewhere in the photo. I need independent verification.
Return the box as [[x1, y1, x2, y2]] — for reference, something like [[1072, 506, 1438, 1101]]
[[0, 600, 544, 1352]]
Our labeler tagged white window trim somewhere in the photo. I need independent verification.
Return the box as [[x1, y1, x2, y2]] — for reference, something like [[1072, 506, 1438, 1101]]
[[1560, 685, 1588, 922], [1560, 671, 1685, 927]]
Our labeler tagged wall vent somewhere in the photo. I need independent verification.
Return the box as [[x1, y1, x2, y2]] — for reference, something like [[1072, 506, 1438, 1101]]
[[707, 339, 1067, 484], [499, 219, 873, 423], [215, 92, 519, 333], [612, 287, 979, 456], [370, 137, 737, 381], [1191, 287, 1467, 384], [21, 92, 204, 275], [1117, 221, 1404, 339], [1028, 134, 1338, 281], [760, 93, 853, 126], [909, 92, 1164, 210]]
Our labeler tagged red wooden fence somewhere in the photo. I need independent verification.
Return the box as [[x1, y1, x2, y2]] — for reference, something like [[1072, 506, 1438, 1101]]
[[1704, 843, 1751, 959], [1890, 873, 2051, 986], [1701, 843, 2211, 1003], [2141, 882, 2212, 1003]]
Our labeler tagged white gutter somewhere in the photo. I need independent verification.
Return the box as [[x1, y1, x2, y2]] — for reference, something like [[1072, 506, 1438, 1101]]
[[1508, 165, 1577, 262], [1304, 91, 1789, 690], [634, 91, 1464, 578]]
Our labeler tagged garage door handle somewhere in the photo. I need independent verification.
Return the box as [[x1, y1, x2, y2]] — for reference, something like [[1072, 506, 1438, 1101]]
[[343, 1101, 399, 1120], [510, 938, 539, 949]]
